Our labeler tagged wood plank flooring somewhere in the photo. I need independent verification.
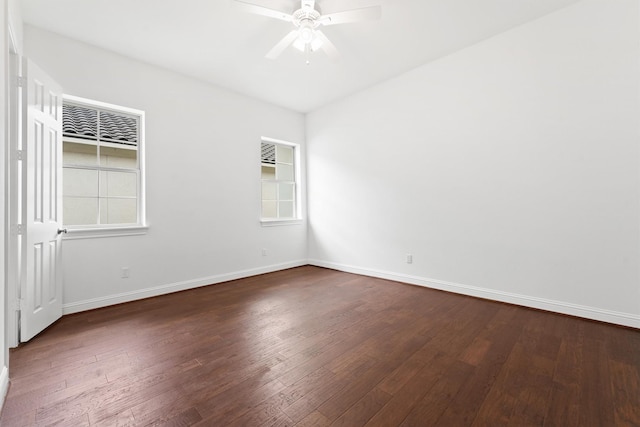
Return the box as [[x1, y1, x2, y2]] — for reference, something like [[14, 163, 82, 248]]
[[1, 266, 639, 426]]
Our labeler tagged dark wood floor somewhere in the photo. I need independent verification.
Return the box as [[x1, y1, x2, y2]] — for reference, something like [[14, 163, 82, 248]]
[[1, 266, 639, 426]]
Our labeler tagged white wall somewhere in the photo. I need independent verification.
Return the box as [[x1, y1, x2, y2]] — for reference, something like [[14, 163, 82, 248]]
[[7, 0, 22, 51], [24, 26, 307, 312], [307, 0, 640, 327]]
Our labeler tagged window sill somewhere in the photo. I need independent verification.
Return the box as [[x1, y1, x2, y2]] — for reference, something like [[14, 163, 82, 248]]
[[63, 225, 149, 240], [260, 219, 303, 227]]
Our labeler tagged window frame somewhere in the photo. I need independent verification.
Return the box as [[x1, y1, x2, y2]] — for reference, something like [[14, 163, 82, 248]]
[[62, 94, 147, 239], [260, 137, 302, 226]]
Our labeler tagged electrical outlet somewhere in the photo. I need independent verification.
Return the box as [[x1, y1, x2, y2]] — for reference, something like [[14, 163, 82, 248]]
[[406, 254, 413, 264], [262, 248, 268, 257], [121, 267, 130, 278]]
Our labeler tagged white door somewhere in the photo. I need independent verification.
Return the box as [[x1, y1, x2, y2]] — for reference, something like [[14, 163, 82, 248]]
[[20, 58, 64, 342]]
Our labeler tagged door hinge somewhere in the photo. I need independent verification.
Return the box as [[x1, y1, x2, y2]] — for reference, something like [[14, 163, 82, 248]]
[[17, 76, 25, 88], [15, 149, 24, 161], [15, 299, 24, 312], [16, 224, 25, 235]]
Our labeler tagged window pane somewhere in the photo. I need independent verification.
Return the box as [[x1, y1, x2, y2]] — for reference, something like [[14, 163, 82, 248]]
[[262, 181, 277, 201], [99, 111, 138, 144], [63, 104, 98, 140], [276, 145, 293, 164], [63, 196, 98, 225], [279, 183, 294, 201], [100, 198, 137, 224], [261, 165, 275, 180], [276, 163, 294, 181], [100, 145, 137, 168], [262, 201, 277, 218], [279, 201, 294, 218], [100, 170, 137, 197], [63, 168, 98, 197], [261, 143, 276, 164], [63, 142, 97, 166]]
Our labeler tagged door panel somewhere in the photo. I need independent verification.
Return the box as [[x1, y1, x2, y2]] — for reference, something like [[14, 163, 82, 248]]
[[21, 58, 63, 342]]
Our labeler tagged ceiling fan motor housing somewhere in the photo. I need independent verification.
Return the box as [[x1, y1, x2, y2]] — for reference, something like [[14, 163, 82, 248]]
[[293, 8, 321, 29]]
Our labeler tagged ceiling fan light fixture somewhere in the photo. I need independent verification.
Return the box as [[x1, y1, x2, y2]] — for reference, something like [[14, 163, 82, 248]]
[[298, 23, 314, 43], [293, 30, 323, 53], [293, 38, 306, 52], [310, 36, 323, 51]]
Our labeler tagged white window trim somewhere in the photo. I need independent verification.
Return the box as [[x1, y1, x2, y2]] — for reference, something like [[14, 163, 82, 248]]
[[64, 225, 149, 240], [261, 219, 304, 227], [260, 136, 302, 226], [62, 94, 147, 237]]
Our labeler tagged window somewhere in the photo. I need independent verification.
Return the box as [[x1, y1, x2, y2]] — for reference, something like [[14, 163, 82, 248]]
[[62, 96, 145, 229], [261, 138, 299, 222]]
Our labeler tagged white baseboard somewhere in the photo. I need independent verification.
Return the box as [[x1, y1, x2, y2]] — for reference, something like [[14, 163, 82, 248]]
[[309, 259, 640, 329], [0, 366, 8, 413], [62, 260, 308, 315], [61, 257, 640, 329]]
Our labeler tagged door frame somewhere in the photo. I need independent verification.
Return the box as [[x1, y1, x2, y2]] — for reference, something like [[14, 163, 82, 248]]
[[6, 25, 21, 348]]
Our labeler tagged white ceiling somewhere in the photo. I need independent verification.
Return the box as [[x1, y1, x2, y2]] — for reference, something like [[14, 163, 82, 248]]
[[20, 0, 581, 113]]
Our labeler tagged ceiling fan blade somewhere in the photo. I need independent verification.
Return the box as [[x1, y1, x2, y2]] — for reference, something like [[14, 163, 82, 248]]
[[233, 0, 293, 22], [266, 30, 299, 59], [315, 30, 340, 62], [320, 6, 381, 26]]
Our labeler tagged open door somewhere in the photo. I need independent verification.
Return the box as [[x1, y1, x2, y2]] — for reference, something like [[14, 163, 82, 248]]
[[20, 58, 64, 342]]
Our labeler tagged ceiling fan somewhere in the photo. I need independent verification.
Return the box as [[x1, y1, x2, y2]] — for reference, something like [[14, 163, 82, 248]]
[[234, 0, 381, 63]]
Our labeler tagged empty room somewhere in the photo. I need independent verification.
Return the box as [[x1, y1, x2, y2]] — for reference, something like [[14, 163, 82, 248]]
[[1, 0, 639, 425]]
